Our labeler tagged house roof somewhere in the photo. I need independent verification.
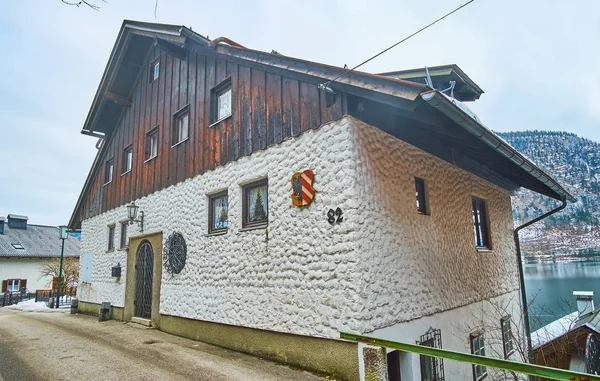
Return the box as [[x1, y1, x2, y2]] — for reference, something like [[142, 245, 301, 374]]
[[532, 305, 600, 349], [0, 223, 80, 258], [379, 64, 484, 102], [70, 20, 574, 227]]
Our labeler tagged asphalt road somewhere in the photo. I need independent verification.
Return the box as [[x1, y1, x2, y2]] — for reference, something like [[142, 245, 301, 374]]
[[0, 308, 326, 381]]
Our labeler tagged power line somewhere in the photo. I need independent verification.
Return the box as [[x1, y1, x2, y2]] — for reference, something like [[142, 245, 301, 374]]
[[322, 0, 476, 87]]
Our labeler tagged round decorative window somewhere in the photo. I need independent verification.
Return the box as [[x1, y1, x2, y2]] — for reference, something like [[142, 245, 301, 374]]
[[163, 232, 187, 275]]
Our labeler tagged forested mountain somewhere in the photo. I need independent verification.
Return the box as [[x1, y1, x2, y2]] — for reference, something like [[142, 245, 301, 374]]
[[496, 131, 600, 260]]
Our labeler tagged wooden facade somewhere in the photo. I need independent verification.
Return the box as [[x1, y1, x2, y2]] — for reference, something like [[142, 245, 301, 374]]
[[79, 46, 344, 223]]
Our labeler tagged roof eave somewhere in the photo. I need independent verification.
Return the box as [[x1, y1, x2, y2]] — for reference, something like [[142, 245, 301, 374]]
[[421, 90, 575, 203]]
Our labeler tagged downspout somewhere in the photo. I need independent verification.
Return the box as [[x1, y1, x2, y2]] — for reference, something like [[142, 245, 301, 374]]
[[514, 196, 567, 362]]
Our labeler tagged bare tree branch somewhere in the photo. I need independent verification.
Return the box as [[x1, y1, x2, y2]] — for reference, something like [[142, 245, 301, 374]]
[[61, 0, 107, 11]]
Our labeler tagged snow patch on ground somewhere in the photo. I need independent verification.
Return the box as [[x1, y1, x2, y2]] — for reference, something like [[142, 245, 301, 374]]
[[4, 298, 71, 313]]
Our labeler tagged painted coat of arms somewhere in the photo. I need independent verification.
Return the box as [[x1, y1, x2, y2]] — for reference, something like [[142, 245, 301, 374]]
[[291, 169, 315, 207]]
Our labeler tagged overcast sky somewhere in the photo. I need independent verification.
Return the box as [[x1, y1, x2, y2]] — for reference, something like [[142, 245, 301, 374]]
[[0, 0, 598, 226]]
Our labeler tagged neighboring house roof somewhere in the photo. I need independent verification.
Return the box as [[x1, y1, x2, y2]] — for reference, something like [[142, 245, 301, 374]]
[[0, 223, 80, 258], [69, 20, 575, 227], [532, 306, 600, 348]]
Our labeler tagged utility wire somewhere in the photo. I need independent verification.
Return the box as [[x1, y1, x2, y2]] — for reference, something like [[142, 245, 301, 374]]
[[323, 0, 476, 87]]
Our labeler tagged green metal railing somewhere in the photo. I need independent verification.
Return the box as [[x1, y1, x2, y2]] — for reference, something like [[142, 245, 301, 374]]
[[340, 332, 600, 381]]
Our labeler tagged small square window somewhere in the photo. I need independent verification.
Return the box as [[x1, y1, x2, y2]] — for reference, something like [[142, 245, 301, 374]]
[[209, 191, 228, 233], [472, 196, 490, 248], [501, 316, 514, 358], [211, 78, 232, 123], [146, 127, 159, 160], [415, 177, 428, 214], [123, 145, 133, 174], [107, 225, 115, 251], [243, 179, 268, 228], [120, 222, 129, 249], [470, 333, 487, 380], [11, 243, 24, 250], [172, 106, 190, 146], [150, 59, 160, 83], [105, 159, 114, 184]]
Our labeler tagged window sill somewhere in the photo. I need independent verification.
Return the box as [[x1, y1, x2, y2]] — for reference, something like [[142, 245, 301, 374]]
[[103, 180, 112, 187], [144, 155, 158, 164], [106, 248, 115, 253], [239, 224, 268, 232], [118, 246, 129, 251], [121, 170, 131, 176], [476, 247, 492, 253], [209, 114, 232, 128], [205, 230, 228, 237], [504, 349, 515, 359], [171, 137, 189, 148]]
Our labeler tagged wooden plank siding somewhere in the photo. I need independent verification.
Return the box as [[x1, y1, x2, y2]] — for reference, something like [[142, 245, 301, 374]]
[[78, 49, 344, 221]]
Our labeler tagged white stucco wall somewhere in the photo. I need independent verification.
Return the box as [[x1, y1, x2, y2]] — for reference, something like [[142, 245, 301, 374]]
[[79, 115, 523, 358], [79, 116, 364, 337], [351, 117, 520, 332], [365, 290, 524, 381], [0, 258, 55, 291]]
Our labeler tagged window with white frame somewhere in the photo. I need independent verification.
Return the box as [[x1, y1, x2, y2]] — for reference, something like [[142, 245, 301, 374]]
[[501, 316, 515, 358], [470, 332, 487, 380], [123, 145, 133, 174], [105, 159, 114, 184], [150, 59, 160, 83], [173, 107, 190, 146], [146, 127, 159, 160], [8, 279, 20, 292], [211, 78, 232, 123]]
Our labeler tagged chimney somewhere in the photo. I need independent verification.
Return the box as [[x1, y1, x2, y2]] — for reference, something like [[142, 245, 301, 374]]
[[7, 214, 28, 230], [574, 291, 595, 316], [0, 217, 4, 234]]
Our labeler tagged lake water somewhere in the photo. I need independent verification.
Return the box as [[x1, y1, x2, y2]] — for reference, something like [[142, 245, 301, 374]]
[[524, 261, 600, 331]]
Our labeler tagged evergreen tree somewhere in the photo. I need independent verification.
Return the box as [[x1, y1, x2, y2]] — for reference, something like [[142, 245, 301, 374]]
[[252, 190, 266, 221]]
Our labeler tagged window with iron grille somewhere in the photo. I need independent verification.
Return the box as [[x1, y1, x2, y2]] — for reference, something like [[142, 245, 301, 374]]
[[104, 159, 114, 184], [107, 224, 115, 251], [123, 145, 133, 174], [501, 316, 514, 358], [211, 78, 232, 124], [415, 177, 428, 214], [418, 328, 444, 381], [470, 332, 487, 380], [472, 196, 490, 248], [172, 106, 190, 146]]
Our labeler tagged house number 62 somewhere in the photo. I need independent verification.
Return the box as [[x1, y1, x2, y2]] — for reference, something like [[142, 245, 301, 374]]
[[327, 208, 343, 224]]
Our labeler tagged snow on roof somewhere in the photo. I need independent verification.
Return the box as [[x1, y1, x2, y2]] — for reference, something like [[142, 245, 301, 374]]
[[531, 311, 579, 348]]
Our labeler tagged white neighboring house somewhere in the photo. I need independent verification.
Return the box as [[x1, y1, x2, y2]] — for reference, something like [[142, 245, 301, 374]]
[[0, 215, 80, 293]]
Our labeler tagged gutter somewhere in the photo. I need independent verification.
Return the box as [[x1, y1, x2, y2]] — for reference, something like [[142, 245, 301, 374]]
[[420, 90, 575, 203], [514, 197, 567, 362]]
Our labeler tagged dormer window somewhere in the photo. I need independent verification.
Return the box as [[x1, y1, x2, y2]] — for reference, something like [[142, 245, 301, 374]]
[[150, 59, 160, 83]]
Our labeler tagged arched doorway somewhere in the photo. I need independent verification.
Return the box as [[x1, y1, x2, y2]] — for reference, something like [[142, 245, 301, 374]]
[[134, 240, 153, 319]]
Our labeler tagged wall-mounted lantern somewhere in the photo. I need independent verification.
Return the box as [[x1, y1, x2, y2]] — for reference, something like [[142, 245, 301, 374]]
[[111, 263, 121, 278], [126, 202, 144, 233]]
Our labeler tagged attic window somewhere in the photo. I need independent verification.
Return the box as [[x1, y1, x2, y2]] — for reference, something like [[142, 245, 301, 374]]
[[11, 243, 24, 250], [150, 59, 160, 83]]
